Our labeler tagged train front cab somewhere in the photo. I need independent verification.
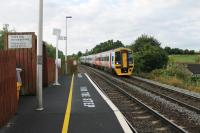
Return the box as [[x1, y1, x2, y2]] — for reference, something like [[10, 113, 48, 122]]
[[114, 48, 134, 76]]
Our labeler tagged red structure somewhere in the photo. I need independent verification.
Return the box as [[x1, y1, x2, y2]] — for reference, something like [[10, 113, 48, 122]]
[[4, 32, 37, 95], [0, 50, 17, 127]]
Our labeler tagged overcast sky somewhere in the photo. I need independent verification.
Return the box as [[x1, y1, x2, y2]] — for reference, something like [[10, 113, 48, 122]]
[[0, 0, 200, 54]]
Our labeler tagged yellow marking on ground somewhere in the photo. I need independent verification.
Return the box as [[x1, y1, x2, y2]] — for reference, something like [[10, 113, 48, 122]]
[[62, 74, 74, 133]]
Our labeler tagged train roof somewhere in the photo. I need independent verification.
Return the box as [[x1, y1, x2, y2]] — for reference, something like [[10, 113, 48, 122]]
[[114, 47, 132, 52], [81, 47, 132, 58]]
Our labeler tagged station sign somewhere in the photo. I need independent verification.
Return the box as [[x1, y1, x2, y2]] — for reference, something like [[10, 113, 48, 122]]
[[53, 28, 61, 36], [58, 36, 67, 40], [8, 34, 32, 48]]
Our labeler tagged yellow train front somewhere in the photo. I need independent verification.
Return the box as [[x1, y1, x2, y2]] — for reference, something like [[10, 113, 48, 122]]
[[113, 48, 134, 76]]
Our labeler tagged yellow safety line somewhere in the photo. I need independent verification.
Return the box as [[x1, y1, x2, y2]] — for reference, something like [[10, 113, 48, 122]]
[[62, 74, 74, 133]]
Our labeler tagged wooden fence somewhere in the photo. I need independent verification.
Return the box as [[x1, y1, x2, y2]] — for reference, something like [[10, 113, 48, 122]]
[[43, 57, 55, 86], [0, 50, 17, 127], [4, 32, 37, 95], [4, 33, 65, 94]]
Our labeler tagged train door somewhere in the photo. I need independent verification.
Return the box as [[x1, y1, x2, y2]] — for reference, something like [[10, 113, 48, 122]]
[[122, 52, 128, 68], [121, 51, 128, 73], [111, 51, 115, 69]]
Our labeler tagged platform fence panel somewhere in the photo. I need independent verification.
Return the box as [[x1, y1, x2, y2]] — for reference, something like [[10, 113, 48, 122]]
[[0, 50, 17, 127], [4, 32, 37, 95]]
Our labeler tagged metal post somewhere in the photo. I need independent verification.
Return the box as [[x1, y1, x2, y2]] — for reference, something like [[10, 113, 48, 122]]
[[36, 0, 44, 111], [54, 35, 60, 85], [53, 28, 61, 86], [66, 16, 72, 74], [65, 19, 68, 74]]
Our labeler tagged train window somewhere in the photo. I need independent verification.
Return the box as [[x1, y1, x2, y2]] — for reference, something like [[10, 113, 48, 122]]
[[115, 52, 121, 64], [128, 52, 133, 64]]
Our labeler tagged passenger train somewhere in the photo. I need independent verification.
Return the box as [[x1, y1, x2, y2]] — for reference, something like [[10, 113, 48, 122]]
[[80, 47, 134, 76]]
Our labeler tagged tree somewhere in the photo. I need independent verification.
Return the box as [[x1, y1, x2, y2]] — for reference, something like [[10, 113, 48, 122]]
[[164, 46, 171, 55], [0, 24, 15, 49], [132, 35, 168, 73], [45, 42, 65, 60], [90, 40, 124, 54], [0, 24, 9, 49], [184, 49, 189, 54], [189, 50, 195, 54], [77, 51, 82, 58], [130, 34, 161, 52], [135, 44, 168, 73]]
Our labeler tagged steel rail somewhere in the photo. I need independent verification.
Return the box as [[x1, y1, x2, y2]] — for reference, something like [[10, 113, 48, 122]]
[[86, 67, 188, 133], [125, 77, 200, 114], [132, 76, 200, 100]]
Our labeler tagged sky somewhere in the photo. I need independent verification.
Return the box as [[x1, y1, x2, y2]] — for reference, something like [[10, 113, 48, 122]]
[[0, 0, 200, 55]]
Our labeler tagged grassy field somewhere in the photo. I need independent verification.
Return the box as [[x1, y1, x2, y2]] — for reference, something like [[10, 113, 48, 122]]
[[169, 54, 200, 63]]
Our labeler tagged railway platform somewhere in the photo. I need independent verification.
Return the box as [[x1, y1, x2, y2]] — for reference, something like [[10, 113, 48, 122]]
[[0, 73, 132, 133]]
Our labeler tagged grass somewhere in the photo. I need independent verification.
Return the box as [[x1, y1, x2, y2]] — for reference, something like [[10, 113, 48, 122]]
[[153, 76, 200, 93], [145, 64, 200, 93], [136, 54, 200, 93], [169, 54, 200, 64]]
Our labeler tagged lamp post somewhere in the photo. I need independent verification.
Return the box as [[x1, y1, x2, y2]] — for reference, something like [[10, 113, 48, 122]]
[[36, 0, 44, 111], [65, 16, 72, 74]]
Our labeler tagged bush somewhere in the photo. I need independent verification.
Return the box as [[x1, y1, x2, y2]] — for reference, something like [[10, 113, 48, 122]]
[[167, 64, 191, 81], [134, 44, 168, 73], [131, 35, 168, 73]]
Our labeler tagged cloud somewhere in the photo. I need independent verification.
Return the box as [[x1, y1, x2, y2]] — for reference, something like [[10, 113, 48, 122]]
[[0, 0, 200, 55]]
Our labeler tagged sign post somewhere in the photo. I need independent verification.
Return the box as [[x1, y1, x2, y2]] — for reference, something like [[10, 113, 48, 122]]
[[53, 28, 61, 85]]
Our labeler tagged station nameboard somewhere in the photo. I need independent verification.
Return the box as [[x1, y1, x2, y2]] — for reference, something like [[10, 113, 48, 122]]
[[8, 34, 32, 48]]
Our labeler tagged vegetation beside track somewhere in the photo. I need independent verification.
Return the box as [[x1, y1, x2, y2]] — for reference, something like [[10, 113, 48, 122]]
[[138, 63, 200, 93]]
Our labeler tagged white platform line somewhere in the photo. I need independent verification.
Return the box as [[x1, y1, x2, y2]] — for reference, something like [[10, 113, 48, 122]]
[[85, 73, 133, 133]]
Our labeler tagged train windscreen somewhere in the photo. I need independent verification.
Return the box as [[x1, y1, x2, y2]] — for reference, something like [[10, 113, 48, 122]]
[[128, 51, 133, 64], [115, 52, 121, 64]]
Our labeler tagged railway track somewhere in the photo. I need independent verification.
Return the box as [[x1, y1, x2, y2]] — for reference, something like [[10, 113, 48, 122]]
[[79, 65, 198, 133], [121, 76, 200, 114]]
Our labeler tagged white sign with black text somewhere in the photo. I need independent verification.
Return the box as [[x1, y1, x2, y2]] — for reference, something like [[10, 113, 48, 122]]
[[8, 35, 32, 48]]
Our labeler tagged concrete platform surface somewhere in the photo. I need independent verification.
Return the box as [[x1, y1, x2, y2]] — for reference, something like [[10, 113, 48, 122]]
[[68, 73, 132, 133], [0, 75, 71, 133], [0, 73, 132, 133]]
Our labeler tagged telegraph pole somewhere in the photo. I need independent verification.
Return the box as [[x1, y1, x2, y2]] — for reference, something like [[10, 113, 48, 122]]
[[36, 0, 44, 110]]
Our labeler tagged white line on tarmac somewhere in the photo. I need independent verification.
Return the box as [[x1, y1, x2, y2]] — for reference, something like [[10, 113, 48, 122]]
[[85, 73, 133, 133]]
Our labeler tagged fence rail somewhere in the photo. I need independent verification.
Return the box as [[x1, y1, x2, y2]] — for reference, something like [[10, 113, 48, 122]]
[[0, 50, 17, 127]]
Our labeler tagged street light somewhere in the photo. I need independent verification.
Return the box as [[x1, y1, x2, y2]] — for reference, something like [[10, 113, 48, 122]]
[[65, 16, 72, 74], [36, 0, 44, 111]]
